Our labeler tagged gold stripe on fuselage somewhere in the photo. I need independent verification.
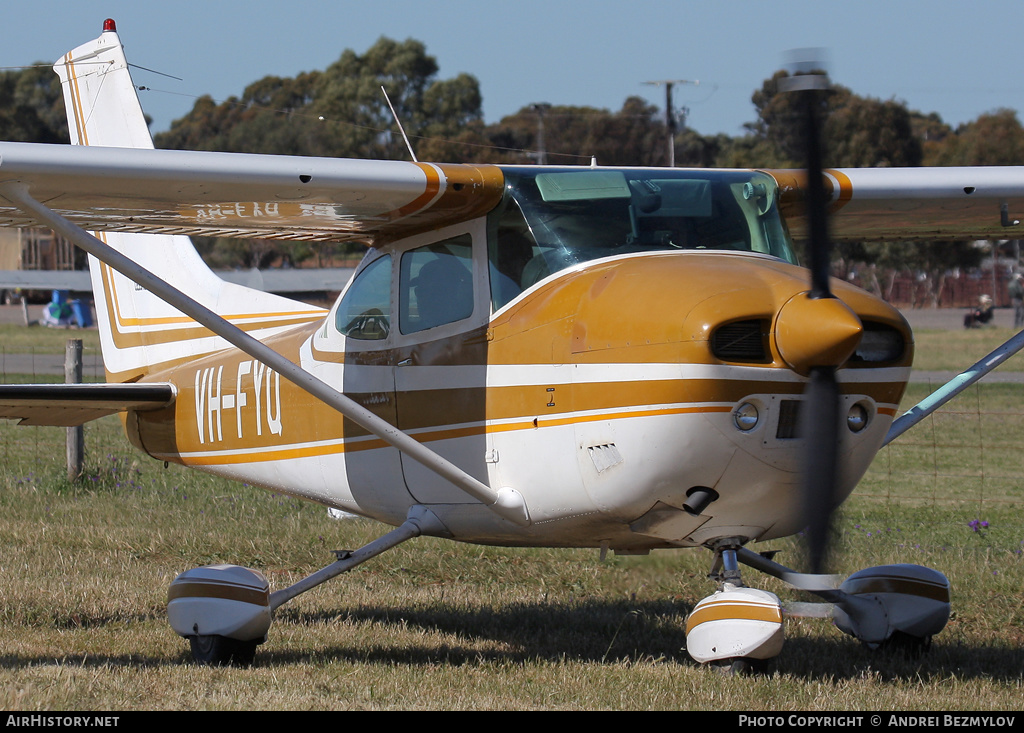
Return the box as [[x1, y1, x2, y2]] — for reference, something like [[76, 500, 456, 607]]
[[147, 358, 903, 466], [165, 400, 737, 466], [129, 252, 910, 477]]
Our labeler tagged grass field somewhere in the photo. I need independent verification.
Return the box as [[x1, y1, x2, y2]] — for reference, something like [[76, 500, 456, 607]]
[[911, 326, 1024, 374], [1, 328, 1023, 710], [0, 323, 101, 355]]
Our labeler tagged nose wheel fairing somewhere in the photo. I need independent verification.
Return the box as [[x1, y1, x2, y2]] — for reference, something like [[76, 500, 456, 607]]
[[685, 584, 785, 665], [685, 541, 784, 667]]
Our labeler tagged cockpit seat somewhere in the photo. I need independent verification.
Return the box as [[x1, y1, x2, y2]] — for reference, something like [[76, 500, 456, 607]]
[[410, 255, 474, 331], [520, 248, 578, 289]]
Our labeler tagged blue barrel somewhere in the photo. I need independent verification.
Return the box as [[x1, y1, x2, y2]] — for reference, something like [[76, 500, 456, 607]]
[[69, 300, 93, 328]]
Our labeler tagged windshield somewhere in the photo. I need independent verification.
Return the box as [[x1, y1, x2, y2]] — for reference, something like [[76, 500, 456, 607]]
[[488, 167, 797, 310]]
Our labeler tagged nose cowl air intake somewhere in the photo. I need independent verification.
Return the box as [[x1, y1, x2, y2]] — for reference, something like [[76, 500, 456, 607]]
[[775, 293, 863, 376]]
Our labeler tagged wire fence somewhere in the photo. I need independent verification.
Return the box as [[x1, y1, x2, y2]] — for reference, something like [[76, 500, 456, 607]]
[[0, 341, 113, 481], [857, 380, 1024, 511]]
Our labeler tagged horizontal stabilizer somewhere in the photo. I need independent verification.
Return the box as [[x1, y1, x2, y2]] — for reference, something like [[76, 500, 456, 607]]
[[0, 383, 174, 426], [0, 268, 354, 294]]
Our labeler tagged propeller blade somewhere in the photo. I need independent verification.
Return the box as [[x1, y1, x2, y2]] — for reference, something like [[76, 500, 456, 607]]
[[781, 62, 851, 575], [799, 72, 832, 302], [801, 366, 840, 573]]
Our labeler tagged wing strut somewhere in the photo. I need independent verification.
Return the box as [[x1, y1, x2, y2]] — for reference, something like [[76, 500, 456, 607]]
[[884, 327, 1024, 445], [0, 182, 530, 527]]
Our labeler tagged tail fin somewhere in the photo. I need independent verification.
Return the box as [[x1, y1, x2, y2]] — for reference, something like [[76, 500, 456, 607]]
[[53, 20, 324, 382]]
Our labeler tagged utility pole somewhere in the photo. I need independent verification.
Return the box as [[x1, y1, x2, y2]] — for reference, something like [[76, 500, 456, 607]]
[[643, 79, 698, 167], [530, 103, 551, 165]]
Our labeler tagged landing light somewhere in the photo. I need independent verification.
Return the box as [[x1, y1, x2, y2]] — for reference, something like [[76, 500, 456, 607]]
[[733, 402, 759, 431], [854, 325, 904, 363], [847, 403, 869, 433]]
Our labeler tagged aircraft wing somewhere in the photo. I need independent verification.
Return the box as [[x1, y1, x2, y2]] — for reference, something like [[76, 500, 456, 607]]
[[0, 142, 505, 244], [2, 142, 1023, 245], [772, 167, 1024, 241], [0, 383, 174, 426]]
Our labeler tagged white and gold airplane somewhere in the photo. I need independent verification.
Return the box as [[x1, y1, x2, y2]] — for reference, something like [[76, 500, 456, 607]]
[[0, 20, 1018, 668]]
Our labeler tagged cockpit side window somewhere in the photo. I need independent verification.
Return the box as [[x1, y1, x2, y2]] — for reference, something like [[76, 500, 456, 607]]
[[334, 254, 391, 341], [399, 234, 474, 334]]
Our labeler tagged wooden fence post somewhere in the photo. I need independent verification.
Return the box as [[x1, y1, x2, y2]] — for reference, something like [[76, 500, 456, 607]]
[[65, 338, 84, 481]]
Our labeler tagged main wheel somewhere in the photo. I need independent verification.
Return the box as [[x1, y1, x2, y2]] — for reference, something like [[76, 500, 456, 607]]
[[189, 634, 259, 667], [877, 631, 932, 659], [711, 656, 770, 676]]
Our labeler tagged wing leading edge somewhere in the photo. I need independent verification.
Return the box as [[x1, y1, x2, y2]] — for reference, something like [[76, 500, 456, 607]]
[[772, 167, 1024, 242], [3, 144, 1023, 245], [0, 142, 505, 244]]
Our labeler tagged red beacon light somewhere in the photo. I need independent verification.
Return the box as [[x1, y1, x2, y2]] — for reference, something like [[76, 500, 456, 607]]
[[103, 19, 117, 32]]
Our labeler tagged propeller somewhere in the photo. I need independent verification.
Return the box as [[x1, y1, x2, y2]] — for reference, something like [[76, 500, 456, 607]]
[[798, 72, 839, 575], [778, 63, 862, 575]]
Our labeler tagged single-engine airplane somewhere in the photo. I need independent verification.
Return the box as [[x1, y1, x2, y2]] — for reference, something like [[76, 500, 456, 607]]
[[1, 20, 1021, 668]]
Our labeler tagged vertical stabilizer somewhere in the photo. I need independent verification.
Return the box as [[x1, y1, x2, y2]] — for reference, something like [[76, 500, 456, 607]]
[[56, 19, 154, 150], [53, 21, 324, 382]]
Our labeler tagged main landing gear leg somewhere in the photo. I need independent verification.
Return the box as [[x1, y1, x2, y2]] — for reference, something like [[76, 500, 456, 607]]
[[167, 505, 448, 666], [684, 538, 785, 672]]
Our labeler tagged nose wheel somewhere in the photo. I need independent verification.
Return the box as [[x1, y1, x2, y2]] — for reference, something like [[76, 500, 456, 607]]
[[685, 539, 785, 671], [710, 656, 772, 675]]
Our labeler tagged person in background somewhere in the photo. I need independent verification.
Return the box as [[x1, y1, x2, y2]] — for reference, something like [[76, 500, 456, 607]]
[[1009, 273, 1024, 329], [41, 290, 73, 327], [964, 294, 994, 329]]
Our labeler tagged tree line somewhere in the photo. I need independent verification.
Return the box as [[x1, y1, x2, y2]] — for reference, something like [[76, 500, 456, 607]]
[[5, 36, 1024, 286], [149, 40, 1024, 171]]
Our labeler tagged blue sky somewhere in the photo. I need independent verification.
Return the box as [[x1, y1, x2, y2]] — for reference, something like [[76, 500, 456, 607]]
[[5, 1, 1024, 146]]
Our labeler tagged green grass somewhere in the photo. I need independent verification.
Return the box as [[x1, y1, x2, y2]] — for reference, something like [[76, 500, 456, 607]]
[[1, 323, 1023, 708], [1, 405, 1023, 710], [912, 327, 1024, 373], [861, 382, 1024, 506], [0, 323, 101, 354]]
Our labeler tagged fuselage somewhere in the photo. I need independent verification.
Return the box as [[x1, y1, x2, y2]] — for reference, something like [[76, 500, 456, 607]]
[[119, 166, 913, 551]]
